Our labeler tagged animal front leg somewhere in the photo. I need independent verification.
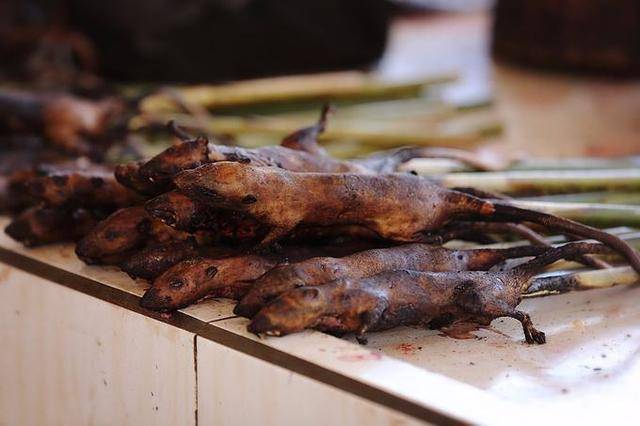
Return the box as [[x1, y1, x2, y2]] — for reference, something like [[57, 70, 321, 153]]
[[508, 310, 546, 344]]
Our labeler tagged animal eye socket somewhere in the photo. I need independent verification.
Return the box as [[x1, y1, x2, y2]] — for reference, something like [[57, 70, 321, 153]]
[[242, 194, 257, 204], [170, 279, 184, 288], [205, 266, 218, 279], [301, 288, 319, 299]]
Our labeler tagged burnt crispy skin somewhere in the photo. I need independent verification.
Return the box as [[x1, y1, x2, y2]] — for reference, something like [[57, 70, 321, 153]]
[[75, 206, 189, 265], [1, 169, 38, 213], [114, 161, 162, 196], [145, 190, 266, 242], [175, 162, 640, 272], [5, 206, 98, 247], [145, 190, 378, 244], [174, 162, 495, 245], [140, 254, 278, 311], [235, 243, 549, 317], [27, 167, 143, 208], [140, 242, 380, 312], [119, 239, 200, 280], [122, 139, 366, 196], [248, 242, 611, 342], [117, 110, 363, 196], [1, 158, 102, 213], [75, 206, 152, 264]]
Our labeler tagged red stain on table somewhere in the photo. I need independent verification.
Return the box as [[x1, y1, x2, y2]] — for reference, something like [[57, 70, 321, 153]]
[[395, 343, 417, 355], [338, 352, 382, 362]]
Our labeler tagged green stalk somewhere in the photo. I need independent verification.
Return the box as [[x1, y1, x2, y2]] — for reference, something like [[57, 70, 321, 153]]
[[524, 266, 639, 298], [140, 72, 457, 113], [521, 192, 640, 205], [510, 156, 640, 171], [504, 200, 640, 228], [133, 112, 500, 148], [434, 169, 640, 195]]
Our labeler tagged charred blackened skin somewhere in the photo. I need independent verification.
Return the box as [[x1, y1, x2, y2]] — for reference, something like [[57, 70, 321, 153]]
[[144, 190, 214, 231], [117, 107, 498, 195], [140, 254, 278, 311], [234, 243, 550, 318], [174, 162, 494, 244], [75, 206, 189, 265], [119, 239, 200, 280], [26, 167, 143, 208], [144, 190, 376, 244], [174, 162, 640, 273], [0, 90, 126, 158], [140, 242, 378, 312], [248, 242, 611, 342], [5, 206, 98, 247], [114, 161, 162, 196]]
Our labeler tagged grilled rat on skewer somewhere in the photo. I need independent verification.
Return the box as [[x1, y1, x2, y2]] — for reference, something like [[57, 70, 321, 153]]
[[173, 161, 640, 273], [140, 241, 382, 312], [235, 243, 550, 317], [75, 206, 190, 265], [116, 108, 499, 195], [5, 206, 99, 247], [27, 166, 143, 208], [248, 242, 612, 342]]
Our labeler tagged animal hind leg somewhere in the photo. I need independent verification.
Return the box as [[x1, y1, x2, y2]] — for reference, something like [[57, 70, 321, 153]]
[[507, 310, 546, 344]]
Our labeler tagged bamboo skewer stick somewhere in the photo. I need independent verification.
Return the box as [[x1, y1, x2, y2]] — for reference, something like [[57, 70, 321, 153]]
[[524, 266, 639, 298], [432, 169, 640, 194], [132, 112, 501, 149], [510, 156, 640, 171], [520, 192, 640, 205], [140, 71, 457, 113], [501, 200, 640, 228]]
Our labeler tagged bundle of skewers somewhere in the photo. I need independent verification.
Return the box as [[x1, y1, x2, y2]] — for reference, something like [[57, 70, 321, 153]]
[[3, 72, 640, 345]]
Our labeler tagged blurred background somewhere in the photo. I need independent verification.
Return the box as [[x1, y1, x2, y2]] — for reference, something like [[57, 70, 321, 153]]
[[1, 0, 640, 161]]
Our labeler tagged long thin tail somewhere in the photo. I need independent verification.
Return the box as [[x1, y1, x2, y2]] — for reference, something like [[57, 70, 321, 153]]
[[512, 242, 612, 291], [466, 245, 548, 270], [491, 202, 640, 273]]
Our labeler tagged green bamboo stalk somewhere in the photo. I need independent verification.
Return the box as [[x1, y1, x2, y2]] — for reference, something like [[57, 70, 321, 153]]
[[504, 200, 640, 228], [140, 71, 457, 113], [524, 266, 639, 298], [434, 169, 640, 195], [521, 192, 640, 205], [133, 112, 500, 148], [510, 156, 640, 171]]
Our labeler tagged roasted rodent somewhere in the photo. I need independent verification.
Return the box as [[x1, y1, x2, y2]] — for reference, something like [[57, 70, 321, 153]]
[[5, 206, 98, 247], [248, 242, 611, 342], [173, 161, 640, 273], [235, 243, 550, 317]]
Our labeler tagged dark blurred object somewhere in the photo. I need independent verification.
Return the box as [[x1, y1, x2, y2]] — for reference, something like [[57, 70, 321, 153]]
[[0, 89, 128, 159], [0, 0, 102, 90], [492, 0, 640, 76], [392, 0, 492, 13], [1, 0, 391, 85]]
